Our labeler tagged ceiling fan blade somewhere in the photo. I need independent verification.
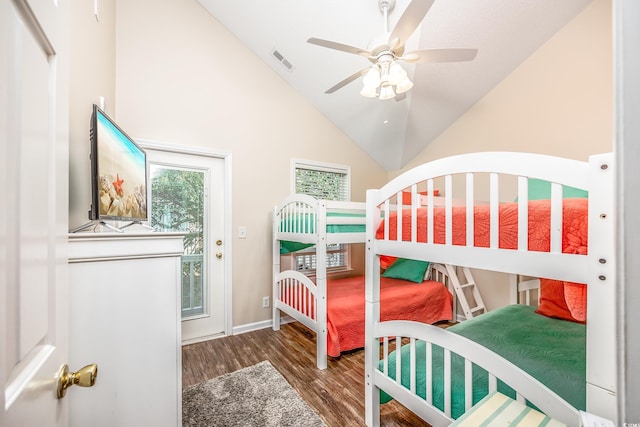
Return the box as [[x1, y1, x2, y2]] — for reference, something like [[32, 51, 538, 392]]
[[324, 67, 370, 94], [388, 0, 435, 50], [307, 37, 372, 58], [401, 48, 478, 63]]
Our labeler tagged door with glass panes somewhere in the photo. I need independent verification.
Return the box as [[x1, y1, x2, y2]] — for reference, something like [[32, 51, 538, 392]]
[[145, 146, 227, 342]]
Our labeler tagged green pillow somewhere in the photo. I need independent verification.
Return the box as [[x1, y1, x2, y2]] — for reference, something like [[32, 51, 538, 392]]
[[382, 258, 430, 283], [515, 178, 588, 201]]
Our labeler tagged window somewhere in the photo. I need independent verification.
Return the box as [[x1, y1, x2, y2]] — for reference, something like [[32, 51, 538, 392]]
[[150, 166, 205, 318], [292, 160, 351, 273]]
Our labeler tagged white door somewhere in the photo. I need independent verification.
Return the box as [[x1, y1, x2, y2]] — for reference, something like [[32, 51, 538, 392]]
[[142, 144, 230, 343], [1, 0, 72, 426]]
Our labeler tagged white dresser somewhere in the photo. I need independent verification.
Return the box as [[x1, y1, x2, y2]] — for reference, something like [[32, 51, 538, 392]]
[[68, 232, 184, 427]]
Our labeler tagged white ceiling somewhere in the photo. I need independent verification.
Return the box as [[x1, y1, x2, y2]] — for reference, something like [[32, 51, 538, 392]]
[[197, 0, 593, 170]]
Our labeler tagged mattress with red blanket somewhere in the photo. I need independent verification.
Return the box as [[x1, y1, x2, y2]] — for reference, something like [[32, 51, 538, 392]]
[[326, 275, 453, 357], [376, 198, 588, 253], [376, 198, 588, 322]]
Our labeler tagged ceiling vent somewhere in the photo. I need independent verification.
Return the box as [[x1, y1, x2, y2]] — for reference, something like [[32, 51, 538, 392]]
[[272, 49, 295, 72]]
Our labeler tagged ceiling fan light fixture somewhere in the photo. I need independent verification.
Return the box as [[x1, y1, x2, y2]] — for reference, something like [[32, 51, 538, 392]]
[[388, 60, 413, 94], [361, 66, 381, 97], [360, 84, 378, 98], [377, 57, 392, 84], [378, 84, 396, 101], [362, 66, 381, 87], [395, 73, 413, 94], [388, 61, 407, 85]]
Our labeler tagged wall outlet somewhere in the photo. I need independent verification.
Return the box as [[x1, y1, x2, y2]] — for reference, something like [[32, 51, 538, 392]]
[[262, 296, 270, 308]]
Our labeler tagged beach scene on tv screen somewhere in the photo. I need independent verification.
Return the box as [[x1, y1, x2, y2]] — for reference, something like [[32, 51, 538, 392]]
[[97, 113, 147, 220]]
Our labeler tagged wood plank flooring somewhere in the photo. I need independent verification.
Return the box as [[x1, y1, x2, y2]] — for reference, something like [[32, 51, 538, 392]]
[[182, 321, 452, 427]]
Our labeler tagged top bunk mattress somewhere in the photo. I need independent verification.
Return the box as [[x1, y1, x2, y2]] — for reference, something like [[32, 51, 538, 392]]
[[280, 211, 366, 253], [376, 198, 588, 254]]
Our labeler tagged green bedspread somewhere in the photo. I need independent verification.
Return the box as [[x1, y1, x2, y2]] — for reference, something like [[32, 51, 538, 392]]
[[380, 304, 586, 419], [279, 212, 365, 254]]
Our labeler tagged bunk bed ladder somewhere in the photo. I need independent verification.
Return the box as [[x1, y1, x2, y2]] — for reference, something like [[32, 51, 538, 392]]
[[444, 264, 487, 320]]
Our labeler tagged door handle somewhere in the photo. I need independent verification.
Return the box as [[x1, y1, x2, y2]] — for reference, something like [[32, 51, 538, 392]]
[[216, 252, 222, 259], [57, 363, 98, 398]]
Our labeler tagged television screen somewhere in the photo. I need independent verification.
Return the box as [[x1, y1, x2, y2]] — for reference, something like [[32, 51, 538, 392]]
[[89, 104, 148, 222]]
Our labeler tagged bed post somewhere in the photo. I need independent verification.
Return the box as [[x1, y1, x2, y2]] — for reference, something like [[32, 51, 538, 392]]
[[586, 153, 618, 422], [315, 201, 328, 370], [365, 189, 381, 426], [272, 206, 281, 331]]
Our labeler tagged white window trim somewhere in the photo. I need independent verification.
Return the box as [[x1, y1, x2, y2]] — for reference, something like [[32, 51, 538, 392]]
[[290, 158, 353, 275], [291, 158, 351, 200]]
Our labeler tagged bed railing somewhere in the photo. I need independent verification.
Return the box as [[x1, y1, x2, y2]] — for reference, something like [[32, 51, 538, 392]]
[[369, 321, 580, 427], [273, 270, 318, 331], [274, 194, 366, 244], [509, 276, 541, 305], [367, 152, 602, 284]]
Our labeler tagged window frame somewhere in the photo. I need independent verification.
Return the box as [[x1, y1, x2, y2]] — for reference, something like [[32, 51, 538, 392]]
[[290, 159, 353, 276]]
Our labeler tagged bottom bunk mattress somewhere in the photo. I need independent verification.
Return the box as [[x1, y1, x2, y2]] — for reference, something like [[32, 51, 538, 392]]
[[380, 304, 586, 419], [327, 276, 453, 357]]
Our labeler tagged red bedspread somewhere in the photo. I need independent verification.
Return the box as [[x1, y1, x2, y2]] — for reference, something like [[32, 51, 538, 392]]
[[376, 198, 588, 253], [376, 198, 589, 322], [326, 276, 453, 357]]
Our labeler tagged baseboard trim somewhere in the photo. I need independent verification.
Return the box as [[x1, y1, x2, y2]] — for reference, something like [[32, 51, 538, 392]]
[[181, 332, 226, 346], [232, 315, 296, 336]]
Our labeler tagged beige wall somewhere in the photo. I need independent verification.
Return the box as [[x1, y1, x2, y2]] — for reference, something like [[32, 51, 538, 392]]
[[392, 0, 613, 311], [69, 0, 116, 228], [110, 0, 388, 327]]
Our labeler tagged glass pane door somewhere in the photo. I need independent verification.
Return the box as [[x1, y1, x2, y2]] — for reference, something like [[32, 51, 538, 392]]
[[150, 165, 205, 319]]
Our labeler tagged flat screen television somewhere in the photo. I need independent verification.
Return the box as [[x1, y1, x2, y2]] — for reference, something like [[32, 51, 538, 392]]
[[88, 104, 148, 224]]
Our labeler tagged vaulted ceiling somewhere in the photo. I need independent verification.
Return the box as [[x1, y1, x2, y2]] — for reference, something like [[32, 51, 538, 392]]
[[197, 0, 593, 170]]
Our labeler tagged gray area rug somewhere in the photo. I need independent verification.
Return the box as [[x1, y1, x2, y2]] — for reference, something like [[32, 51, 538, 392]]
[[183, 360, 326, 427]]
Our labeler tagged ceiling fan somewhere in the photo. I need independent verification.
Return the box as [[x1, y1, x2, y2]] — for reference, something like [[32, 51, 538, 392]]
[[308, 0, 478, 100]]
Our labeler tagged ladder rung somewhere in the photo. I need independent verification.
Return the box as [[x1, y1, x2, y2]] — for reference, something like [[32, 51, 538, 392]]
[[470, 306, 485, 313], [460, 283, 475, 289]]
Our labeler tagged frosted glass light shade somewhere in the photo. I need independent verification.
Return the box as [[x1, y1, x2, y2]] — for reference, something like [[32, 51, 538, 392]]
[[362, 66, 381, 88], [378, 84, 396, 100], [388, 62, 406, 85], [395, 76, 414, 94], [360, 84, 378, 98]]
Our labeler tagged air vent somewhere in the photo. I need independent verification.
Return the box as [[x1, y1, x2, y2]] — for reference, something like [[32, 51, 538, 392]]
[[271, 49, 295, 72]]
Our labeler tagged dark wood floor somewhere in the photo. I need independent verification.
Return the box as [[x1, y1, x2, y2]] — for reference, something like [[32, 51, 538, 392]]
[[181, 321, 452, 427]]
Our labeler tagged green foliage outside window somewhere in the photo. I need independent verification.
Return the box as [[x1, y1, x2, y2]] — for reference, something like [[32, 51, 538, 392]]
[[151, 169, 204, 255]]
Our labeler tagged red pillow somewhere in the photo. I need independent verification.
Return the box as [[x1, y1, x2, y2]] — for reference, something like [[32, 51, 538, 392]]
[[564, 282, 587, 322], [380, 255, 397, 269], [535, 279, 586, 323]]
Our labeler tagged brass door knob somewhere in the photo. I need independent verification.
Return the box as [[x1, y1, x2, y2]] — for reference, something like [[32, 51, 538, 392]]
[[216, 240, 223, 246], [216, 252, 222, 259], [57, 363, 98, 398]]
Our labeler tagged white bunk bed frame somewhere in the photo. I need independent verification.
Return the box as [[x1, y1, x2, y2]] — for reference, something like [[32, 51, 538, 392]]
[[272, 194, 478, 370], [364, 152, 616, 426], [272, 194, 366, 370]]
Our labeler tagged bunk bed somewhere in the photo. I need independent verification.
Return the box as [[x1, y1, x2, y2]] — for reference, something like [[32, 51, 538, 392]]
[[364, 152, 616, 426], [272, 194, 456, 370]]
